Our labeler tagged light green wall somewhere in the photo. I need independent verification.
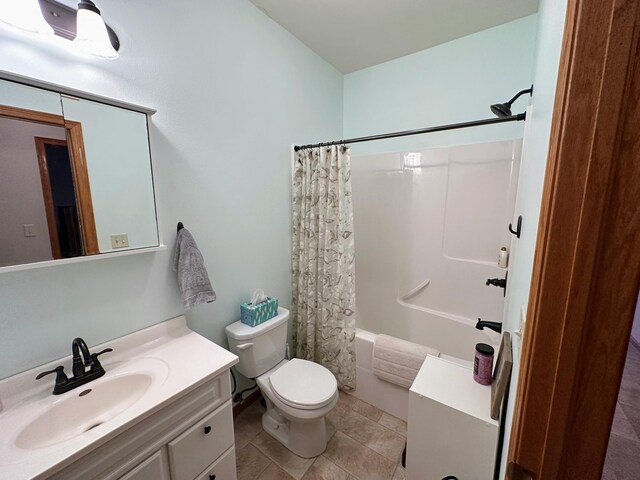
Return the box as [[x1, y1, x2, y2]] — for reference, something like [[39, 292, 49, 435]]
[[343, 15, 538, 155], [0, 0, 343, 379], [499, 1, 568, 478]]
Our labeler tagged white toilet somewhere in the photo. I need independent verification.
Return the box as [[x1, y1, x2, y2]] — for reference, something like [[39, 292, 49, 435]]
[[225, 307, 338, 458]]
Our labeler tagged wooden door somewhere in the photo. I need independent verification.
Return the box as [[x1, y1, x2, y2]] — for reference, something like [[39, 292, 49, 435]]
[[507, 0, 640, 478]]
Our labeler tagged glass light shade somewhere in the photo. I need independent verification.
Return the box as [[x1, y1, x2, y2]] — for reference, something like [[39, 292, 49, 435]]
[[0, 0, 54, 35], [73, 7, 118, 59]]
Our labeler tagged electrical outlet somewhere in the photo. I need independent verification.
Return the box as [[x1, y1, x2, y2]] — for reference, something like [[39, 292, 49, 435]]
[[110, 234, 129, 249], [23, 224, 35, 237]]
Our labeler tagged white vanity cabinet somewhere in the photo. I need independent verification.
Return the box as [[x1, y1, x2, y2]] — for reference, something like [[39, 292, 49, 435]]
[[0, 316, 239, 480], [49, 370, 237, 480], [119, 450, 170, 480]]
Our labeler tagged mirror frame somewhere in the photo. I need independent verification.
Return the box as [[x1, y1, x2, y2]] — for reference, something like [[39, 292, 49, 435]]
[[0, 70, 165, 273]]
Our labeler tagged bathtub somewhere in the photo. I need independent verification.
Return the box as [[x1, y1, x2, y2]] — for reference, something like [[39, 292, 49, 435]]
[[352, 329, 472, 421]]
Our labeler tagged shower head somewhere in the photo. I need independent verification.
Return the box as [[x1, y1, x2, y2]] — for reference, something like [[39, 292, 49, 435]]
[[490, 102, 513, 118], [491, 86, 533, 118]]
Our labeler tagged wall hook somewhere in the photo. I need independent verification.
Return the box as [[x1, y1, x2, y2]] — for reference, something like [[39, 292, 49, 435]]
[[177, 222, 184, 233], [508, 215, 522, 238]]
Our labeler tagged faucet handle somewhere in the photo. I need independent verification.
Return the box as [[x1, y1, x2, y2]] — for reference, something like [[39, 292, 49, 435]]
[[36, 366, 69, 393], [89, 348, 113, 374], [36, 365, 66, 380], [92, 348, 113, 357]]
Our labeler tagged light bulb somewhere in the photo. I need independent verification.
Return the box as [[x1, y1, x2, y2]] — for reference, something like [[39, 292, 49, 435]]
[[72, 1, 118, 59], [0, 0, 54, 35]]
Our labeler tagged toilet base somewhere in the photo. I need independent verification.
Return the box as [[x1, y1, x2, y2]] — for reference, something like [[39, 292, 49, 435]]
[[261, 402, 329, 458]]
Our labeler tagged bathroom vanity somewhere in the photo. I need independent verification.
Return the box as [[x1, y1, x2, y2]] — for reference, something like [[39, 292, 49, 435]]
[[0, 317, 238, 480]]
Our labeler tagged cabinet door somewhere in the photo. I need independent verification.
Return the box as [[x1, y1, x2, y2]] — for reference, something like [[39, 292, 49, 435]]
[[119, 449, 170, 480], [194, 447, 236, 480], [168, 402, 234, 480]]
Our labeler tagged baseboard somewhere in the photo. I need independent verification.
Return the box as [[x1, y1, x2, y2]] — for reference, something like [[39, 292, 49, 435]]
[[232, 389, 262, 418]]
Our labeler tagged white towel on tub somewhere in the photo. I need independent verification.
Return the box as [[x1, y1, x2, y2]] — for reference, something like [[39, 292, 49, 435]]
[[372, 334, 440, 388]]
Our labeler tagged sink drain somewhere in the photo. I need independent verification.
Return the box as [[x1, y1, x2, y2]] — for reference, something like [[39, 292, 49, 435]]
[[79, 389, 92, 397]]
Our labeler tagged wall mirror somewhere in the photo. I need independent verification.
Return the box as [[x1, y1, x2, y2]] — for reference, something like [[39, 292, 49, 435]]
[[0, 77, 159, 270]]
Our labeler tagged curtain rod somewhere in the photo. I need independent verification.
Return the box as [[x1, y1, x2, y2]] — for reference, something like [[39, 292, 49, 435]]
[[293, 113, 526, 152]]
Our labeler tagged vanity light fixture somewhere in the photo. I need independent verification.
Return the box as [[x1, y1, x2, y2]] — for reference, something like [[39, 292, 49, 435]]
[[0, 0, 54, 35], [0, 0, 120, 59], [72, 0, 118, 59]]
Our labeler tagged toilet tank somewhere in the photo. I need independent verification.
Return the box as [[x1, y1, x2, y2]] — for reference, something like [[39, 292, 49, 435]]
[[225, 307, 289, 378]]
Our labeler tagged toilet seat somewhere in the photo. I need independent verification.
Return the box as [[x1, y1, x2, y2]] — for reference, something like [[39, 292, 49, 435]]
[[269, 359, 337, 410]]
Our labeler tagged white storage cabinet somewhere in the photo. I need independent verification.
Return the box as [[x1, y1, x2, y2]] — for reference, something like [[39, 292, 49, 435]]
[[406, 356, 499, 480]]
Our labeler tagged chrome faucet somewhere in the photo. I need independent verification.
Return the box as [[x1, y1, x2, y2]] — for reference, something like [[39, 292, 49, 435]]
[[36, 338, 113, 395]]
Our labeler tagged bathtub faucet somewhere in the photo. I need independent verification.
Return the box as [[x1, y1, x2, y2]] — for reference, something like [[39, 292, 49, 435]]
[[486, 273, 508, 297], [486, 277, 507, 288], [476, 319, 503, 334]]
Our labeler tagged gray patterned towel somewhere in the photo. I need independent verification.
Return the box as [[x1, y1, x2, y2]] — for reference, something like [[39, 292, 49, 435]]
[[173, 228, 216, 309]]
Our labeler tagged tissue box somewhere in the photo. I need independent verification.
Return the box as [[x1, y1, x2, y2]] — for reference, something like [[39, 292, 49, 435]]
[[240, 297, 279, 327]]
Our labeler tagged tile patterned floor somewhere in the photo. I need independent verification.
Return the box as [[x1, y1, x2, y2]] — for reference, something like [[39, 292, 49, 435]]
[[234, 342, 640, 479], [602, 341, 640, 480], [234, 391, 406, 480]]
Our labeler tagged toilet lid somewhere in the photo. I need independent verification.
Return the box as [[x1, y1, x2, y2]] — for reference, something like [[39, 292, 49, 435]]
[[269, 359, 338, 410]]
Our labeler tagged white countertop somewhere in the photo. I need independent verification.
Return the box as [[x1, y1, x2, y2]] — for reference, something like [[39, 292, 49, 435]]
[[0, 316, 238, 479], [410, 354, 497, 425]]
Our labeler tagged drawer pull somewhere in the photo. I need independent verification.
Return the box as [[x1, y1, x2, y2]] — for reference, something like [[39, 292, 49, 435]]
[[204, 425, 212, 434]]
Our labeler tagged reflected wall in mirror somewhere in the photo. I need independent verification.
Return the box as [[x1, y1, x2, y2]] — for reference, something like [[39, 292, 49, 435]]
[[0, 78, 159, 270], [60, 97, 157, 254]]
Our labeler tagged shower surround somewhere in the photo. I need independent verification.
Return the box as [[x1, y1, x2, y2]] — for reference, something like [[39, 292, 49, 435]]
[[351, 140, 522, 360]]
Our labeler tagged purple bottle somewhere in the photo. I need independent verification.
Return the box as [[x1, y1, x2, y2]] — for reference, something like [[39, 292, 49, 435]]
[[473, 343, 494, 385]]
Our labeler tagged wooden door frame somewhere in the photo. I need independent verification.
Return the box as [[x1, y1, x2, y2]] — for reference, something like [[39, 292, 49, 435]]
[[64, 120, 99, 255], [0, 104, 99, 256], [508, 0, 640, 479]]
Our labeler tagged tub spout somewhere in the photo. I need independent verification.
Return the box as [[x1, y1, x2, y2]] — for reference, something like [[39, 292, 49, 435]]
[[475, 319, 502, 334]]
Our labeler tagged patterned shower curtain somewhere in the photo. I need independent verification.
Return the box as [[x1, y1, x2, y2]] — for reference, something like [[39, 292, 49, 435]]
[[291, 145, 356, 390]]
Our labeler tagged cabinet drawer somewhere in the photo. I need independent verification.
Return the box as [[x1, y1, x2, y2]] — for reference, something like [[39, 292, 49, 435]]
[[119, 449, 170, 480], [195, 447, 237, 480], [168, 402, 233, 480]]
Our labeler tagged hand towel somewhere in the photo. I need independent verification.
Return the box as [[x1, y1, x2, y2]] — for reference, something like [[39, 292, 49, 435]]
[[173, 228, 216, 309], [372, 334, 439, 388]]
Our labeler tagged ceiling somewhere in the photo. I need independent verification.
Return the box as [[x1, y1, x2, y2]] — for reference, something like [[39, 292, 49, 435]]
[[250, 0, 539, 73]]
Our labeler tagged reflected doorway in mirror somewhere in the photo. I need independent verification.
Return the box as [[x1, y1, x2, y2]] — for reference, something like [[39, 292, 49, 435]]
[[0, 106, 98, 267], [34, 136, 85, 259]]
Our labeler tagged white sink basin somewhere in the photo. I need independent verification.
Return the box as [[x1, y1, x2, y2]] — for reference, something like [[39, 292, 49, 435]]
[[16, 373, 152, 450]]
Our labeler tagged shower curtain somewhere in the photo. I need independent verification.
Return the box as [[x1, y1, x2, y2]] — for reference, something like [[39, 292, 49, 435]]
[[291, 145, 356, 390]]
